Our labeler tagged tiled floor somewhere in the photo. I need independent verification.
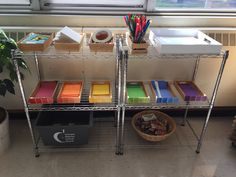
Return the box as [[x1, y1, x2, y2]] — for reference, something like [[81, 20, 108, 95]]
[[0, 116, 235, 177]]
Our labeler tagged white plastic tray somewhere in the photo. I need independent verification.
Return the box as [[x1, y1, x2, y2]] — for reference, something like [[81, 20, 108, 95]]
[[149, 28, 222, 54]]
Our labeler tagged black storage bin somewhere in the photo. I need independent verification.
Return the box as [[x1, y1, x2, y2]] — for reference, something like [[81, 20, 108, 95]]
[[35, 111, 93, 146]]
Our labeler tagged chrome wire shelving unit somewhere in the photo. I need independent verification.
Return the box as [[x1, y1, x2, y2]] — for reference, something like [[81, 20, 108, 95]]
[[117, 39, 229, 155], [11, 35, 124, 157], [12, 34, 229, 157]]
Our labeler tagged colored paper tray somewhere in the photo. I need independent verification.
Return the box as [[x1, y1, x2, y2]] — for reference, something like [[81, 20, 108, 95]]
[[17, 32, 53, 52], [151, 80, 178, 103], [57, 81, 83, 104], [174, 81, 207, 101], [127, 82, 150, 104], [89, 81, 112, 103], [28, 81, 58, 104]]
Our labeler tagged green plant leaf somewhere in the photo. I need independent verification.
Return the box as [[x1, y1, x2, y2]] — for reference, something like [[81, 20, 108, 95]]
[[10, 71, 17, 81], [9, 38, 17, 49], [3, 79, 14, 88], [4, 79, 15, 95], [0, 83, 7, 96], [0, 65, 2, 73]]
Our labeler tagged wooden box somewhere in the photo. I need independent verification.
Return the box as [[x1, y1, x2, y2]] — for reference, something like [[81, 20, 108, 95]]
[[28, 81, 58, 104], [126, 32, 148, 54], [127, 82, 150, 104], [18, 32, 53, 52], [150, 80, 178, 103], [89, 34, 114, 52], [89, 81, 112, 103], [174, 81, 207, 101], [54, 34, 84, 51], [57, 81, 83, 103]]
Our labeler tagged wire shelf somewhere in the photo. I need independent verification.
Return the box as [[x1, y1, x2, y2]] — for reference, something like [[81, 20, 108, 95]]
[[28, 81, 118, 111]]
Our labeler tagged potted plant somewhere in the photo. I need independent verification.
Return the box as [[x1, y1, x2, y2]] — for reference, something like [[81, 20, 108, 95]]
[[0, 29, 29, 155]]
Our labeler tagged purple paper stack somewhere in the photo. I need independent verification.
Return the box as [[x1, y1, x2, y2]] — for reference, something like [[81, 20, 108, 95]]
[[175, 81, 207, 101]]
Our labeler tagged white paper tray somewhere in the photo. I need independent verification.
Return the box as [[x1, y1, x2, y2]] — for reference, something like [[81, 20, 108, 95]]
[[149, 28, 222, 54]]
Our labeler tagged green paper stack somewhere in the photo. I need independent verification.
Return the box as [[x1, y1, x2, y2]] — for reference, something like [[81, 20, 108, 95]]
[[127, 82, 150, 104]]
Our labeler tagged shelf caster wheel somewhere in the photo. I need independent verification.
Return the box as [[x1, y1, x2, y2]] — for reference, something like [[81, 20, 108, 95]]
[[232, 142, 236, 147], [181, 123, 185, 126], [195, 150, 200, 154], [119, 152, 124, 155], [115, 152, 120, 155]]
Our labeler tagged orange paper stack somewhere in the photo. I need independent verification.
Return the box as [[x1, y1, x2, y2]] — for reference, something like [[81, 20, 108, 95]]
[[57, 82, 83, 103]]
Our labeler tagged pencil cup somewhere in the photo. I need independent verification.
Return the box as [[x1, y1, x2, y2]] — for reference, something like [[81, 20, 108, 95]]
[[127, 34, 148, 54]]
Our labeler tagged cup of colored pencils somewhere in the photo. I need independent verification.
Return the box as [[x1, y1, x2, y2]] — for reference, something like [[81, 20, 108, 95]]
[[124, 14, 151, 43]]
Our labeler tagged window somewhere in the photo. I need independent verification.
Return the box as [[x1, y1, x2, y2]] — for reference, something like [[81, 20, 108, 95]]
[[0, 0, 31, 9], [41, 0, 145, 10], [155, 0, 236, 9], [0, 0, 30, 6]]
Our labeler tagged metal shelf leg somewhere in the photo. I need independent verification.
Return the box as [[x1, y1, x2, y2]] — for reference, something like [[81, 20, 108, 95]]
[[196, 51, 229, 153], [181, 102, 189, 126], [12, 51, 39, 157]]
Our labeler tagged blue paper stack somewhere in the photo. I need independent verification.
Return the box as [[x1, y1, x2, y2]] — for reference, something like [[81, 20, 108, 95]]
[[151, 80, 178, 103]]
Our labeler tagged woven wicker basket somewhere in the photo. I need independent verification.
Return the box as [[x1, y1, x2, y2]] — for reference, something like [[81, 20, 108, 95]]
[[131, 110, 176, 142]]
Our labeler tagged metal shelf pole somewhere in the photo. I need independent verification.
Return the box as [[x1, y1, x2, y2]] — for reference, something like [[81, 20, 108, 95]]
[[115, 38, 122, 154], [34, 52, 41, 81], [11, 50, 39, 157], [196, 50, 229, 153], [119, 49, 128, 155], [182, 57, 200, 126]]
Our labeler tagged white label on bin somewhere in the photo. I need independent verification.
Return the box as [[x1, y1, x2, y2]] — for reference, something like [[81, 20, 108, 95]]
[[53, 129, 75, 143]]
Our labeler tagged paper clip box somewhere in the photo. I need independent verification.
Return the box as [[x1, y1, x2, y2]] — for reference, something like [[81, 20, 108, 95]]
[[127, 82, 150, 104], [54, 33, 84, 51], [57, 81, 83, 104], [150, 80, 178, 104], [18, 32, 53, 52], [28, 81, 58, 104], [89, 81, 112, 103], [174, 81, 207, 101]]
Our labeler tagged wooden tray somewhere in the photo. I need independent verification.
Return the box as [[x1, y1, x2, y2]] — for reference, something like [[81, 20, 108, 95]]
[[89, 81, 112, 103], [54, 33, 84, 51], [89, 33, 114, 52], [28, 81, 58, 104], [151, 80, 178, 103], [57, 81, 83, 103], [126, 32, 148, 54], [127, 82, 150, 104], [174, 81, 207, 101], [17, 32, 53, 52]]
